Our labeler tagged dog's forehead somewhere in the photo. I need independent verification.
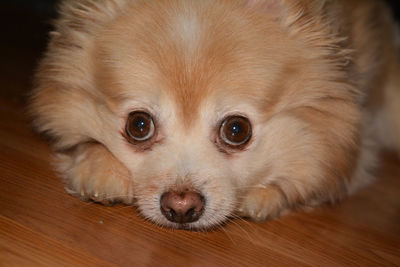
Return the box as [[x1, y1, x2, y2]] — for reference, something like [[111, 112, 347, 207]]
[[98, 1, 293, 124]]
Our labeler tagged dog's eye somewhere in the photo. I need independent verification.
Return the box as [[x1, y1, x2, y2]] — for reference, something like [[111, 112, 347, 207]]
[[219, 116, 251, 147], [126, 111, 155, 142]]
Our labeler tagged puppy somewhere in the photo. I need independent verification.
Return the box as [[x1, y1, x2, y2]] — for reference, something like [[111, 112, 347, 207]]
[[30, 0, 400, 229]]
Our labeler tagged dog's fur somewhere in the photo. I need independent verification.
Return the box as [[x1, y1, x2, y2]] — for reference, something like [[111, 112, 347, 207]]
[[30, 0, 400, 229]]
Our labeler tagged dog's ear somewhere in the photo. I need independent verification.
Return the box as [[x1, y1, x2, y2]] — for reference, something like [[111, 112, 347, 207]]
[[244, 0, 348, 65], [244, 0, 330, 26], [245, 0, 328, 12], [245, 0, 281, 13], [245, 0, 341, 44], [55, 0, 128, 34], [244, 0, 303, 26], [30, 1, 132, 150]]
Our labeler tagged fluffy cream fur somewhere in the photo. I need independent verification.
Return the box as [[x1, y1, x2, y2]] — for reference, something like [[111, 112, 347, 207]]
[[30, 0, 400, 229]]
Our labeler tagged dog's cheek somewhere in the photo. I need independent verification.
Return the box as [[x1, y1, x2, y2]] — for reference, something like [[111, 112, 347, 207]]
[[196, 172, 237, 227], [236, 112, 359, 209]]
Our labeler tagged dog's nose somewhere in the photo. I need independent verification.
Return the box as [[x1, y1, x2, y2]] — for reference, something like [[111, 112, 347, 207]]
[[160, 191, 204, 224]]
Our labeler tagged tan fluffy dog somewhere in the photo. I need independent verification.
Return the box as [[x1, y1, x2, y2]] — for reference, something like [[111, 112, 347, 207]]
[[30, 0, 400, 229]]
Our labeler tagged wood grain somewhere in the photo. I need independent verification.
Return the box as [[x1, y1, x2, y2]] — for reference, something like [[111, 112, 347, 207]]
[[0, 4, 399, 266]]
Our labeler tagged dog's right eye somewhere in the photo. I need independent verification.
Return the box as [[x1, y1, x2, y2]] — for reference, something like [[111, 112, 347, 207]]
[[219, 115, 252, 148], [125, 111, 155, 142]]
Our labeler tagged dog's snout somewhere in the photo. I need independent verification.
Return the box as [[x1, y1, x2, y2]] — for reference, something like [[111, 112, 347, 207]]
[[160, 191, 204, 224]]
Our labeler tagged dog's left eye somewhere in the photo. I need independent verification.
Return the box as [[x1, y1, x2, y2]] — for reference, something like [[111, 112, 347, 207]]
[[219, 116, 252, 147], [125, 111, 155, 142]]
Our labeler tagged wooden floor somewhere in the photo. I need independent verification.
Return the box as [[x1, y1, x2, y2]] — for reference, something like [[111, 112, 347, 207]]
[[1, 4, 400, 267]]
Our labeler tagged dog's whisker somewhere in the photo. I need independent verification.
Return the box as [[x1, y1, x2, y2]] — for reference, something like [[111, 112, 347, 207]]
[[229, 214, 259, 237], [219, 224, 236, 245], [225, 218, 256, 244]]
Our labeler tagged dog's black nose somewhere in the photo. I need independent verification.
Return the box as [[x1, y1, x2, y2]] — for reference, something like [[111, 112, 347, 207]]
[[160, 191, 204, 224]]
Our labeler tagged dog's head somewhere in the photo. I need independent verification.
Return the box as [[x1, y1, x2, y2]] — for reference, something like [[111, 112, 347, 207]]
[[32, 0, 361, 229]]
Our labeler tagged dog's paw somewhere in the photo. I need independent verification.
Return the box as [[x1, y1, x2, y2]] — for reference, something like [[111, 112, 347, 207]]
[[56, 143, 134, 205], [236, 185, 287, 221]]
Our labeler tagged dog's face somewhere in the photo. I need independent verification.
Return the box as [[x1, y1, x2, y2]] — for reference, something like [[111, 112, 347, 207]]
[[86, 1, 357, 229], [94, 3, 284, 228], [33, 0, 362, 229]]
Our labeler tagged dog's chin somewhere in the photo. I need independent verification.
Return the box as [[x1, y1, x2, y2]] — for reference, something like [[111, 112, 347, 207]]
[[151, 217, 229, 231]]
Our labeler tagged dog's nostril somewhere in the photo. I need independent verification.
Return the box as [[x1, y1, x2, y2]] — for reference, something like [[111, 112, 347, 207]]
[[160, 191, 204, 224], [186, 208, 195, 217]]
